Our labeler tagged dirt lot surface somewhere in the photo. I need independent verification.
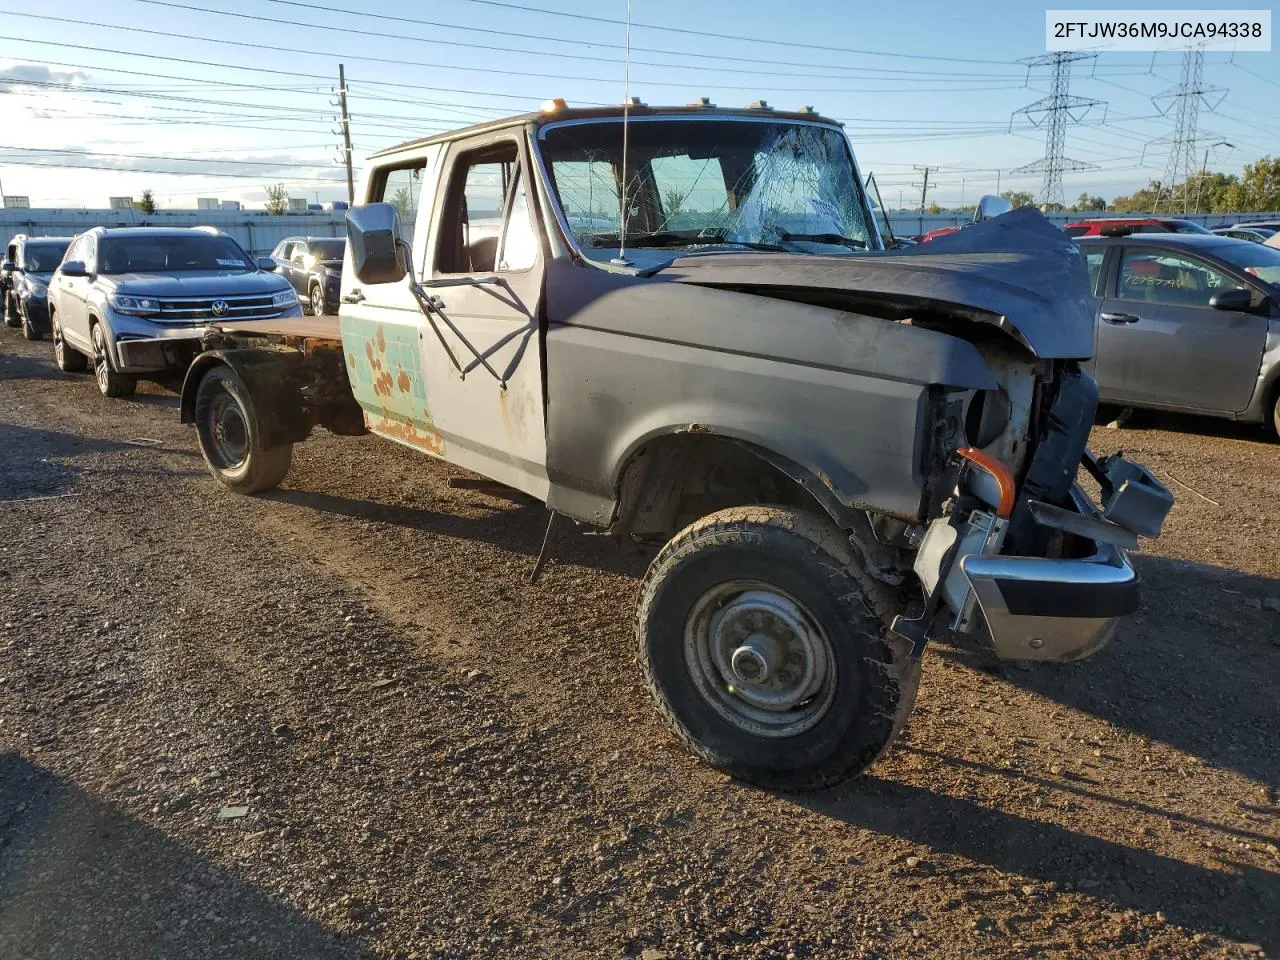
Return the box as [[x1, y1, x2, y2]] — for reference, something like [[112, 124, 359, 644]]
[[2, 325, 1277, 960]]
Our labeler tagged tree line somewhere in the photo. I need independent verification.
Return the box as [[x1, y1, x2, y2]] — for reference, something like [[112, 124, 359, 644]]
[[914, 155, 1279, 215]]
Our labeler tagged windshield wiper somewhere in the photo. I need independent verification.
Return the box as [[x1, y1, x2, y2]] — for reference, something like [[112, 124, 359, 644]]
[[591, 231, 786, 251], [777, 231, 867, 249]]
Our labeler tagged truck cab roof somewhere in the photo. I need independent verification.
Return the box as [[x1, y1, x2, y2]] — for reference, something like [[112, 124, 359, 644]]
[[370, 102, 841, 158]]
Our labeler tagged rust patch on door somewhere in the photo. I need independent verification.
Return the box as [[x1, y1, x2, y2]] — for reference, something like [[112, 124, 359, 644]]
[[342, 315, 442, 455], [366, 408, 445, 457]]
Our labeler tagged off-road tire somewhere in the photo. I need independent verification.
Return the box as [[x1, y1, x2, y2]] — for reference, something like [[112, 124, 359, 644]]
[[52, 313, 87, 372], [91, 322, 136, 398], [194, 365, 293, 494], [636, 505, 919, 792]]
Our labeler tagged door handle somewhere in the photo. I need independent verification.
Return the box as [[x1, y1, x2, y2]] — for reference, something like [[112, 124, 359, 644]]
[[341, 289, 365, 304], [1100, 312, 1140, 324]]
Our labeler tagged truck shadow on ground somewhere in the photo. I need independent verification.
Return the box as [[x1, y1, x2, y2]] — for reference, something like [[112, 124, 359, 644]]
[[799, 774, 1279, 951], [931, 553, 1280, 788], [265, 486, 654, 579], [0, 754, 364, 960]]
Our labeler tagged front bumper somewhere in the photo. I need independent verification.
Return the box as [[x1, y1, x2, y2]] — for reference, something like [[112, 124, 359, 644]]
[[115, 333, 204, 373], [960, 485, 1139, 661]]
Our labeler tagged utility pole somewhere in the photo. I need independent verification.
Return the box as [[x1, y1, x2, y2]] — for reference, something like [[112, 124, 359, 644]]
[[912, 165, 935, 214], [338, 63, 355, 205]]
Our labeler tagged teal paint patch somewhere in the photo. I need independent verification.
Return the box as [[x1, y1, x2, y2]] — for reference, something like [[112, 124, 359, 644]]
[[340, 314, 428, 424]]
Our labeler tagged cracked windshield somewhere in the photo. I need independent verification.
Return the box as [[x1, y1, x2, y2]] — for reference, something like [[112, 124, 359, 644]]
[[539, 120, 877, 264]]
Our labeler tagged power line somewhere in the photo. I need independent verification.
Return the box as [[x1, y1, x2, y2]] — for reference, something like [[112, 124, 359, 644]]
[[0, 159, 344, 181], [260, 0, 1033, 78], [135, 0, 1029, 84], [0, 145, 337, 169], [442, 0, 1023, 65], [9, 16, 1038, 95]]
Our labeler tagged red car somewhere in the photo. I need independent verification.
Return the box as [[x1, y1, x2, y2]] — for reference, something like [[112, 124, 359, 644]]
[[1064, 217, 1213, 238], [918, 225, 961, 243]]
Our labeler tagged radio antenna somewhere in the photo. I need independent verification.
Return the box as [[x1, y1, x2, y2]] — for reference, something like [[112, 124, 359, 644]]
[[611, 0, 633, 267]]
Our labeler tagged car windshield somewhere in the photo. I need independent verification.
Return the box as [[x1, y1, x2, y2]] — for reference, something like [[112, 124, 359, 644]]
[[310, 239, 345, 260], [539, 118, 877, 261], [97, 235, 254, 274], [1212, 240, 1280, 287], [22, 242, 70, 273]]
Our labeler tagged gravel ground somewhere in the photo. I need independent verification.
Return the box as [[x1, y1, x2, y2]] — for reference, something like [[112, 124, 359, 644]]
[[1, 325, 1277, 960]]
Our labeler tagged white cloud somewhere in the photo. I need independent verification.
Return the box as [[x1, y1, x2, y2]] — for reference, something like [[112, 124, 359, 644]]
[[0, 63, 89, 92]]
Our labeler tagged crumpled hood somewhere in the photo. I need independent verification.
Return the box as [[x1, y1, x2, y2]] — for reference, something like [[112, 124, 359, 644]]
[[661, 206, 1094, 359], [102, 271, 292, 298]]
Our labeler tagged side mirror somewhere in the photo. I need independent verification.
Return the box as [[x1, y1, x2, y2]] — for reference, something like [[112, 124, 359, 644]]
[[1209, 287, 1253, 312], [60, 261, 88, 277], [1, 261, 16, 273], [256, 257, 278, 272], [346, 202, 408, 285], [974, 195, 1014, 222]]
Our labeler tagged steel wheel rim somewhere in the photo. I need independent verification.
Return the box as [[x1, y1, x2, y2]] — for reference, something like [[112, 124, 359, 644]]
[[684, 579, 836, 738], [207, 388, 249, 468], [92, 327, 109, 391]]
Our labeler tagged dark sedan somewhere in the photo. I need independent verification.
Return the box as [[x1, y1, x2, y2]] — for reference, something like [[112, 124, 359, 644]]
[[269, 236, 346, 316], [1077, 234, 1280, 434]]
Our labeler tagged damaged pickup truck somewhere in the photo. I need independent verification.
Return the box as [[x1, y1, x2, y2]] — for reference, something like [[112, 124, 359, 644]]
[[179, 101, 1172, 790]]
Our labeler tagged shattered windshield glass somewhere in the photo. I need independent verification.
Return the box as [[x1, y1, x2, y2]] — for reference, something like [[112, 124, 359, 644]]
[[538, 119, 878, 261]]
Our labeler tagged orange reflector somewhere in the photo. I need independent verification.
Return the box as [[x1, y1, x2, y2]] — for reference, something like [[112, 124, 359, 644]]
[[957, 447, 1016, 518]]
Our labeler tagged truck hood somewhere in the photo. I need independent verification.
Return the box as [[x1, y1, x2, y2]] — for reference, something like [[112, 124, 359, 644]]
[[103, 272, 291, 297], [661, 206, 1094, 359]]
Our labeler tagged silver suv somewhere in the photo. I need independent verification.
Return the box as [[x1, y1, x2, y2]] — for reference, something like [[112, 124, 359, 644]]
[[49, 226, 300, 397]]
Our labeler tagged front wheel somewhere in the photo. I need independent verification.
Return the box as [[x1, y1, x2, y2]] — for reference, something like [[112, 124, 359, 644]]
[[20, 308, 42, 341], [309, 284, 327, 317], [193, 365, 293, 494], [91, 322, 136, 398], [2, 293, 18, 328], [637, 505, 919, 792]]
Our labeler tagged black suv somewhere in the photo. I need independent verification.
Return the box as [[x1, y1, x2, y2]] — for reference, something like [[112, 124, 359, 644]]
[[3, 234, 74, 340], [269, 236, 345, 316]]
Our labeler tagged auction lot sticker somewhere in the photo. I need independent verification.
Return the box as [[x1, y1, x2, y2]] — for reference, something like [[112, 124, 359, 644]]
[[1046, 9, 1271, 50]]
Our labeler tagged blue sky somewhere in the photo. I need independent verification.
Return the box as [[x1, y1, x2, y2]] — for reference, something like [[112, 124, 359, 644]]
[[1, 0, 1277, 208]]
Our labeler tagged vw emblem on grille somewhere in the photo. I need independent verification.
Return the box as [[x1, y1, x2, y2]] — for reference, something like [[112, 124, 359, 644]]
[[211, 299, 230, 317]]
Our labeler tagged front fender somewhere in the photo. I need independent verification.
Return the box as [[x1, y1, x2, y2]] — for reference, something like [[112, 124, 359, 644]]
[[180, 348, 313, 447]]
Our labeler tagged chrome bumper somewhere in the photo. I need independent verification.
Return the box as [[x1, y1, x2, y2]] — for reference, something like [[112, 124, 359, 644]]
[[961, 486, 1139, 661]]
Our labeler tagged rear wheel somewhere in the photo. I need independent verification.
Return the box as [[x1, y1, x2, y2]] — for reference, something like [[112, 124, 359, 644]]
[[636, 505, 919, 791], [52, 313, 87, 372], [91, 322, 136, 398], [2, 293, 18, 328], [194, 365, 293, 494]]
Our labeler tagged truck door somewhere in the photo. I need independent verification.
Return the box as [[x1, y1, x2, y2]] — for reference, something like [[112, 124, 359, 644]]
[[414, 132, 549, 499], [340, 151, 443, 453]]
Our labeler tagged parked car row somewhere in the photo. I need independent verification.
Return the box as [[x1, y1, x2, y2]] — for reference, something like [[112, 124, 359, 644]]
[[3, 227, 347, 397], [907, 219, 1280, 435]]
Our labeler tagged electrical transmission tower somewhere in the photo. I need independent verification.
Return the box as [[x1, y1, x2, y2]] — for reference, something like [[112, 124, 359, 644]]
[[1009, 52, 1105, 210], [1148, 47, 1227, 212]]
